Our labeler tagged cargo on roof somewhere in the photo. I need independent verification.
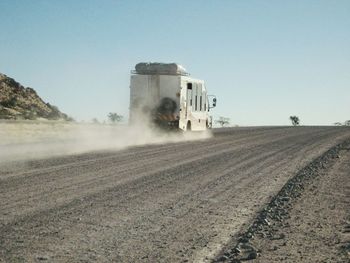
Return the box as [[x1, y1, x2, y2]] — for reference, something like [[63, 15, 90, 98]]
[[133, 63, 189, 76]]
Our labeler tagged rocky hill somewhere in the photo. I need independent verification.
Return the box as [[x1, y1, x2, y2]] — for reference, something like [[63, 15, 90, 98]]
[[0, 73, 71, 120]]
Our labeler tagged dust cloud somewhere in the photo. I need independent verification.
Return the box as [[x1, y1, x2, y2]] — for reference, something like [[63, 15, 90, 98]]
[[0, 120, 212, 163]]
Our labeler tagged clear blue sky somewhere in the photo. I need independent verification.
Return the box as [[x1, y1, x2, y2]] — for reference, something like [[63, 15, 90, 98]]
[[0, 0, 349, 125]]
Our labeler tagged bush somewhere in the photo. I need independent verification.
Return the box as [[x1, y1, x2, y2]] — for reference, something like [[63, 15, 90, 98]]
[[289, 116, 300, 126], [108, 112, 123, 123], [23, 110, 37, 120], [1, 97, 17, 108], [215, 116, 230, 127]]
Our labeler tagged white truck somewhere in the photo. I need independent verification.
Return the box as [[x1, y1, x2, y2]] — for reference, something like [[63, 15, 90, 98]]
[[129, 63, 216, 131]]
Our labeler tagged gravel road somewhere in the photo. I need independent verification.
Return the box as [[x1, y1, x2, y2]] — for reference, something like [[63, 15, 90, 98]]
[[1, 127, 350, 262], [247, 139, 350, 262]]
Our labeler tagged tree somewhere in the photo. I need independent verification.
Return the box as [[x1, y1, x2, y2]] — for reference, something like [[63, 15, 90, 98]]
[[334, 122, 342, 126], [289, 116, 300, 126], [345, 120, 350, 126], [108, 112, 123, 123], [215, 116, 230, 127]]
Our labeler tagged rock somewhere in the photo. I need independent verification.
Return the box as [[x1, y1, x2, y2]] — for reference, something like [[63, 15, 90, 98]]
[[0, 72, 71, 120], [271, 233, 285, 240], [281, 196, 290, 202], [263, 218, 271, 225], [247, 251, 258, 260], [239, 237, 249, 243], [342, 227, 350, 233], [217, 255, 229, 261], [37, 255, 49, 261], [234, 247, 241, 254]]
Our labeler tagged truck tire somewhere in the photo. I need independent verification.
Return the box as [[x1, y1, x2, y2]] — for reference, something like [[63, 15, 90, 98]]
[[157, 97, 177, 114]]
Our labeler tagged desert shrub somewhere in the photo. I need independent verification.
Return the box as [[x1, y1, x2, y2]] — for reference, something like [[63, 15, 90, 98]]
[[289, 116, 300, 126], [108, 112, 123, 123], [215, 116, 230, 127], [1, 97, 17, 107], [23, 110, 37, 120]]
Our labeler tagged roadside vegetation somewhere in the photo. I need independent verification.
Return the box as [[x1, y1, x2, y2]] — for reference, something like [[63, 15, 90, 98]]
[[215, 116, 230, 127], [289, 116, 300, 126], [108, 112, 123, 124], [334, 120, 350, 126]]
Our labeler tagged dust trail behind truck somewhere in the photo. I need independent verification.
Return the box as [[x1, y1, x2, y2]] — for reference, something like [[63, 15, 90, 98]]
[[129, 62, 216, 131]]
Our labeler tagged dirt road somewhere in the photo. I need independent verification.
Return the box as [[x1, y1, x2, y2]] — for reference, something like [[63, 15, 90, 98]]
[[1, 127, 350, 262]]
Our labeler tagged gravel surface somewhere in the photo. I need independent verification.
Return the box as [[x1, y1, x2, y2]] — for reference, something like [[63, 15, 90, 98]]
[[214, 139, 350, 263], [1, 126, 350, 262]]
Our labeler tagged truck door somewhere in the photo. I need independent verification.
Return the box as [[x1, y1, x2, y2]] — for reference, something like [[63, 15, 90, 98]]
[[186, 83, 192, 118]]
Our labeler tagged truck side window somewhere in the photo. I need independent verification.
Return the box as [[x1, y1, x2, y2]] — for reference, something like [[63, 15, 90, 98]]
[[203, 91, 206, 111], [192, 84, 197, 111], [195, 95, 197, 111], [187, 83, 193, 106], [197, 83, 202, 112]]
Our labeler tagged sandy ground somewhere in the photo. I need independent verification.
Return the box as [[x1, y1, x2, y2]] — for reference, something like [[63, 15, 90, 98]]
[[0, 126, 350, 262]]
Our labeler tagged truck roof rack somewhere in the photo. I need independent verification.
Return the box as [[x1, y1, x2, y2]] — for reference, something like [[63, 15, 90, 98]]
[[132, 62, 190, 76]]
